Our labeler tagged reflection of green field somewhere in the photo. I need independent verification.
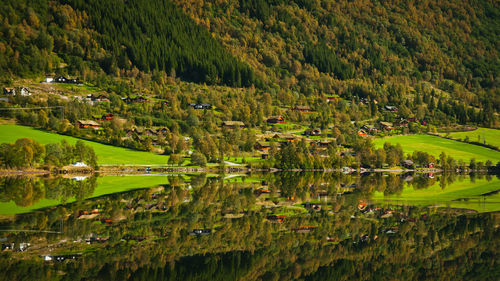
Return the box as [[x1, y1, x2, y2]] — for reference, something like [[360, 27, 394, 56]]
[[371, 177, 500, 212], [0, 175, 171, 215], [373, 134, 500, 163], [447, 128, 500, 149], [0, 125, 169, 164]]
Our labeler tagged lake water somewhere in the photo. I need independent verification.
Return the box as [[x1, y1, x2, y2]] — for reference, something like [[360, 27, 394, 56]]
[[0, 172, 498, 280]]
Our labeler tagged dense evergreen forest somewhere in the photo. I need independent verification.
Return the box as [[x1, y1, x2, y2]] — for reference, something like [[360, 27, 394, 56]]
[[0, 0, 255, 87]]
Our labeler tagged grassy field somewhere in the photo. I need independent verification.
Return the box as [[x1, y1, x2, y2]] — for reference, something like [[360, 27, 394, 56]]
[[373, 134, 500, 163], [0, 175, 172, 215], [371, 177, 500, 213], [0, 125, 170, 165], [447, 128, 500, 149]]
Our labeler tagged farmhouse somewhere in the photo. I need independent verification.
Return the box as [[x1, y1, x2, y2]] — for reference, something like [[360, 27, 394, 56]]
[[267, 115, 286, 124], [358, 129, 367, 136], [123, 96, 147, 103], [292, 106, 315, 113], [304, 128, 321, 136], [362, 125, 378, 134], [272, 133, 297, 142], [222, 121, 245, 128], [254, 142, 271, 151], [380, 121, 395, 131], [77, 120, 101, 129]]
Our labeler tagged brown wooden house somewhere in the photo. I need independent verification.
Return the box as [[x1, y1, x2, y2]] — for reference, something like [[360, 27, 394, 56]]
[[77, 120, 101, 129], [292, 106, 315, 113], [267, 115, 286, 124], [222, 121, 246, 128], [254, 142, 271, 151]]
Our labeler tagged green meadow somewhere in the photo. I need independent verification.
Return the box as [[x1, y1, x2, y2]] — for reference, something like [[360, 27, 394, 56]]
[[447, 128, 500, 149], [371, 177, 500, 213], [373, 134, 500, 163], [0, 175, 172, 215], [0, 125, 169, 165]]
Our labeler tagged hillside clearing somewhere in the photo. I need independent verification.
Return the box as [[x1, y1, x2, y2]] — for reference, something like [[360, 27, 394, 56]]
[[373, 134, 500, 163], [0, 125, 170, 165], [447, 128, 500, 149]]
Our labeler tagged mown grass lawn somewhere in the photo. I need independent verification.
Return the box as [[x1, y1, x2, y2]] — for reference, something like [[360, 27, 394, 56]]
[[447, 128, 500, 149], [0, 125, 170, 165], [371, 177, 500, 213], [373, 134, 500, 163]]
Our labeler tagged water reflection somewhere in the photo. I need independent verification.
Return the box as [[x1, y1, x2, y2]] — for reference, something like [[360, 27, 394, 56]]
[[0, 173, 498, 280]]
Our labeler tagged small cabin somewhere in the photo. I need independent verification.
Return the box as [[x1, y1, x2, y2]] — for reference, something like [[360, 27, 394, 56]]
[[254, 142, 271, 151], [380, 121, 395, 131], [292, 106, 315, 113], [222, 121, 245, 128], [267, 115, 286, 124], [77, 120, 101, 129], [304, 128, 321, 136], [101, 113, 114, 121]]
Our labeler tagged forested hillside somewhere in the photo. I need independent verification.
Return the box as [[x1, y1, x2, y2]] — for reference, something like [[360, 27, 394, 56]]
[[0, 0, 255, 87], [172, 0, 499, 105], [0, 0, 499, 163]]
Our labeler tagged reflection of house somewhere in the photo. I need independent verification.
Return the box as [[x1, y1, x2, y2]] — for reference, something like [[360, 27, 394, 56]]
[[380, 121, 395, 131], [89, 94, 110, 102], [267, 115, 285, 124], [267, 215, 286, 223], [144, 129, 157, 136], [304, 128, 321, 136], [292, 106, 315, 113], [399, 119, 409, 127], [401, 159, 414, 168], [157, 127, 168, 134], [54, 76, 81, 84], [123, 96, 147, 103], [292, 226, 317, 233], [190, 103, 212, 109], [77, 120, 101, 129], [315, 140, 332, 148], [383, 105, 398, 112], [222, 121, 245, 128], [3, 88, 15, 95], [2, 87, 30, 96], [19, 87, 30, 96]]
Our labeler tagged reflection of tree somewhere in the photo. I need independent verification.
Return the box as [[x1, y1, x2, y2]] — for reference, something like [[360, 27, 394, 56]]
[[0, 177, 45, 207], [0, 176, 97, 207]]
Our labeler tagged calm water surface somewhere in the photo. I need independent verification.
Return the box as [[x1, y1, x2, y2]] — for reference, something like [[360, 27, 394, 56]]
[[0, 172, 498, 280]]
